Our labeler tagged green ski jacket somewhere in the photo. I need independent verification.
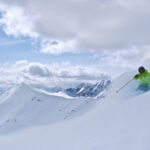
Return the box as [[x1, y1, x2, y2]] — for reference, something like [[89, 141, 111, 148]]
[[134, 70, 150, 86]]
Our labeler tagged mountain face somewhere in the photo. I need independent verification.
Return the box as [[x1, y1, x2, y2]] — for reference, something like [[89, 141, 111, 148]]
[[0, 83, 96, 134], [65, 80, 111, 98], [0, 80, 111, 134], [35, 80, 111, 98]]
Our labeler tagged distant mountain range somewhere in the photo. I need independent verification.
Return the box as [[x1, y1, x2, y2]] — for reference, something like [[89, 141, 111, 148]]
[[65, 80, 111, 98], [0, 80, 111, 99], [38, 80, 111, 98]]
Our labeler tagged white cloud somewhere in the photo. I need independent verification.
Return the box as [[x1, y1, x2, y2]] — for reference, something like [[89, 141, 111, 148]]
[[13, 60, 28, 67], [93, 45, 150, 76], [25, 62, 51, 77], [55, 65, 109, 80], [1, 0, 150, 53], [0, 4, 38, 38], [41, 40, 77, 55], [0, 61, 110, 88]]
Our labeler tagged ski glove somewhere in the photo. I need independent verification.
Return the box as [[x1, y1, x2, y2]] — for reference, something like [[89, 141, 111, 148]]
[[134, 75, 138, 79]]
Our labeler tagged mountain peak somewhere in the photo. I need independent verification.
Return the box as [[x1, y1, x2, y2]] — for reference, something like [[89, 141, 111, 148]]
[[65, 80, 111, 98]]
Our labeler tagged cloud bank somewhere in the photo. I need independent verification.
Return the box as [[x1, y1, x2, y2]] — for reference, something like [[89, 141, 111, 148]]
[[0, 60, 110, 88], [0, 0, 150, 53]]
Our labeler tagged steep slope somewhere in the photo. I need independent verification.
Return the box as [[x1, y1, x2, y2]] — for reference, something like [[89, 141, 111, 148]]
[[0, 72, 150, 150], [0, 84, 96, 134]]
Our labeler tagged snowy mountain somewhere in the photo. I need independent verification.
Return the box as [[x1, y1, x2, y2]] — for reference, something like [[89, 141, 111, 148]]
[[37, 80, 111, 98], [0, 83, 96, 134], [0, 72, 150, 150], [65, 80, 111, 98]]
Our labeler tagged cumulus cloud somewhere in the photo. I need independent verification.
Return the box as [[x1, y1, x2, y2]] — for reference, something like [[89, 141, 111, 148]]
[[0, 61, 110, 88], [56, 65, 108, 80], [0, 4, 38, 38], [1, 0, 150, 53], [25, 63, 51, 77]]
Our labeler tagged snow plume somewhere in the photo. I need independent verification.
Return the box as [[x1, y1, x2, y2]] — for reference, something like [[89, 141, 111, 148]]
[[0, 61, 110, 88]]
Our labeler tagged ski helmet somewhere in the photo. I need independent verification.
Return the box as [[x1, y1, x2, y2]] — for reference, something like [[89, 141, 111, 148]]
[[138, 66, 145, 73]]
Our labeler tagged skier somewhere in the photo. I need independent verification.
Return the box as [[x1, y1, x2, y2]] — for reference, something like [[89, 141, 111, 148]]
[[134, 66, 150, 91]]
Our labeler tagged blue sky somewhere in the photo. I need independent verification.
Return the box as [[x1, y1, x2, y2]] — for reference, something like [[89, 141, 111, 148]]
[[0, 26, 110, 87], [0, 29, 33, 62], [0, 29, 102, 65]]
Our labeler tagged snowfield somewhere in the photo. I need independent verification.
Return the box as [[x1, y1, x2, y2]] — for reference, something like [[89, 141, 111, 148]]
[[0, 72, 150, 150], [0, 83, 96, 134]]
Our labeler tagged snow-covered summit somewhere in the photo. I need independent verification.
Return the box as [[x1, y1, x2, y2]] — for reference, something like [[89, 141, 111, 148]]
[[65, 80, 111, 97], [35, 80, 111, 98]]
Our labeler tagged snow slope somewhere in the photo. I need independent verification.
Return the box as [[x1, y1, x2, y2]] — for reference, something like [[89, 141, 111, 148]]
[[0, 83, 96, 134], [0, 72, 150, 150]]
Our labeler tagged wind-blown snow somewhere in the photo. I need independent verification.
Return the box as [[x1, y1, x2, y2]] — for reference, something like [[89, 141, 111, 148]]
[[0, 71, 150, 150]]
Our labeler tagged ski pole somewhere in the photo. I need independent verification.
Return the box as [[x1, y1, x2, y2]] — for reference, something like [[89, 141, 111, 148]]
[[116, 78, 133, 93]]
